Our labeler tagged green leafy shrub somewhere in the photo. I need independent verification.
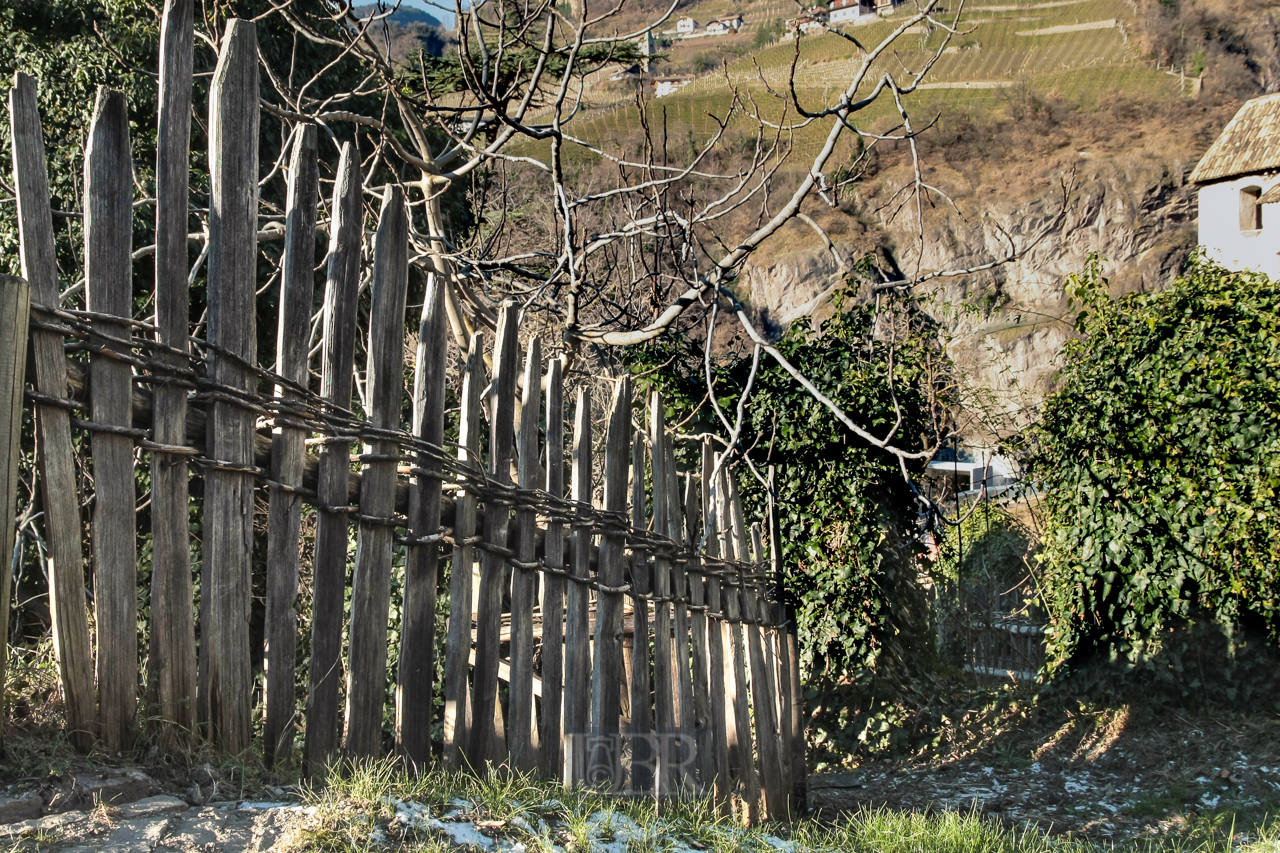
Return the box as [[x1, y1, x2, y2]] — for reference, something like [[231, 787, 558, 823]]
[[1035, 254, 1280, 687], [629, 289, 946, 685]]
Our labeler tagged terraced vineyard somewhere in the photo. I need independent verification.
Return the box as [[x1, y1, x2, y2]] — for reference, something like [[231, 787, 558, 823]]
[[546, 0, 1183, 163]]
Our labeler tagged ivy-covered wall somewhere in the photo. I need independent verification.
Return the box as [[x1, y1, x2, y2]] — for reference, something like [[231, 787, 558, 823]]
[[1035, 254, 1280, 701]]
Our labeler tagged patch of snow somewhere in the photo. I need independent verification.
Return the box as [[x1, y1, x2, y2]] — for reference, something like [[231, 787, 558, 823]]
[[237, 801, 294, 810], [430, 817, 495, 849], [1200, 793, 1221, 809], [392, 800, 431, 830], [1030, 762, 1042, 773]]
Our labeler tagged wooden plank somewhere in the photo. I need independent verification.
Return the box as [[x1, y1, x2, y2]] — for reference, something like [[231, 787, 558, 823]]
[[562, 389, 591, 783], [767, 468, 806, 810], [538, 357, 565, 780], [344, 185, 409, 759], [398, 268, 448, 766], [0, 275, 30, 752], [10, 72, 96, 750], [148, 0, 197, 743], [700, 442, 730, 804], [201, 19, 260, 753], [717, 465, 757, 822], [443, 333, 483, 769], [628, 430, 653, 794], [469, 302, 519, 770], [683, 473, 714, 794], [648, 394, 675, 794], [664, 433, 695, 792], [303, 142, 362, 775], [508, 336, 541, 770], [264, 125, 318, 769], [85, 87, 137, 752], [739, 511, 785, 819], [721, 471, 759, 823], [752, 521, 791, 817], [590, 376, 631, 785]]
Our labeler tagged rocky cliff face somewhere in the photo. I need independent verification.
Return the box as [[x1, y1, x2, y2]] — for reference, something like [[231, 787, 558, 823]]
[[742, 158, 1198, 416]]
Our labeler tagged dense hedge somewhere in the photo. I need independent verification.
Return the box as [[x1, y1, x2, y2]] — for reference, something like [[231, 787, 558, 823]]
[[1036, 254, 1280, 676], [630, 292, 944, 684]]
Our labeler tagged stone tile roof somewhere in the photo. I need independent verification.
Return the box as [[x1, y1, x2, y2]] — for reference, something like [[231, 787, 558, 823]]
[[1190, 93, 1280, 184]]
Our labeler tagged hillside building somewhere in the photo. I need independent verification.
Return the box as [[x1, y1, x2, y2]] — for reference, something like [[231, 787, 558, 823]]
[[1190, 92, 1280, 279], [676, 16, 697, 34], [706, 14, 744, 34], [829, 0, 874, 24]]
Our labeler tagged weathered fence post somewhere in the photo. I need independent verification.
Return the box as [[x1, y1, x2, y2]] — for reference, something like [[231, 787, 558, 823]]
[[717, 464, 757, 821], [0, 274, 31, 752], [148, 0, 197, 743], [768, 465, 807, 810], [201, 19, 260, 753], [9, 72, 96, 750], [629, 430, 653, 794], [508, 337, 542, 770], [538, 356, 566, 780], [471, 303, 519, 769], [590, 376, 631, 785], [663, 432, 695, 792], [701, 441, 731, 804], [303, 142, 362, 775], [562, 389, 592, 783], [649, 394, 676, 794], [85, 86, 137, 752], [345, 185, 409, 759], [752, 521, 792, 816], [398, 270, 448, 766], [264, 125, 318, 768], [443, 333, 484, 769], [683, 473, 714, 793]]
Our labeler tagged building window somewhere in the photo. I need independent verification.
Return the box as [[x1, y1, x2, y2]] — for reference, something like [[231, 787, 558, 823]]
[[1241, 185, 1263, 232]]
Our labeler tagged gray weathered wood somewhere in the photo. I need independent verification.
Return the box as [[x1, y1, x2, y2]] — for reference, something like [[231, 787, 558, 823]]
[[752, 521, 791, 817], [508, 337, 541, 770], [720, 469, 758, 823], [628, 430, 653, 794], [398, 270, 449, 766], [0, 275, 30, 752], [469, 302, 519, 770], [767, 469, 806, 809], [664, 433, 695, 792], [264, 124, 318, 769], [538, 357, 566, 780], [683, 472, 714, 794], [303, 142, 362, 775], [443, 333, 484, 769], [200, 19, 260, 753], [10, 72, 96, 750], [562, 389, 592, 783], [649, 395, 676, 794], [148, 0, 197, 743], [700, 442, 730, 804], [344, 185, 409, 758], [590, 376, 631, 785], [738, 510, 784, 819], [85, 87, 137, 752]]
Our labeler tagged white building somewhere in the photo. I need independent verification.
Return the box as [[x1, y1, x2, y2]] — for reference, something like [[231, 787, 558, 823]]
[[676, 16, 697, 34], [1189, 92, 1280, 279], [925, 447, 1020, 495], [653, 76, 692, 97], [706, 15, 744, 34], [829, 0, 872, 24]]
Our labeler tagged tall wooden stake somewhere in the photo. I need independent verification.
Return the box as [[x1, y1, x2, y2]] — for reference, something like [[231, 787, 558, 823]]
[[85, 87, 137, 752], [538, 356, 566, 780], [264, 125, 318, 768], [0, 275, 30, 752], [201, 19, 260, 753], [10, 72, 96, 750], [148, 0, 197, 743], [509, 337, 542, 770]]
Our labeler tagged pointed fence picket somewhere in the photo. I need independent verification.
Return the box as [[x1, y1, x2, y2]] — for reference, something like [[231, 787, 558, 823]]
[[1, 11, 807, 823]]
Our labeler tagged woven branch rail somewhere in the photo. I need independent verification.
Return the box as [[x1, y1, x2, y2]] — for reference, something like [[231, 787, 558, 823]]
[[0, 8, 807, 824]]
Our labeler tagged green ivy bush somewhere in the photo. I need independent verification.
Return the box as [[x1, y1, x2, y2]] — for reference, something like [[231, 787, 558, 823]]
[[1035, 253, 1280, 699], [629, 290, 946, 686]]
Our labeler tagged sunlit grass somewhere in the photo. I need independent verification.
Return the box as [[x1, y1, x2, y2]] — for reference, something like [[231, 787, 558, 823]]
[[278, 757, 1280, 852]]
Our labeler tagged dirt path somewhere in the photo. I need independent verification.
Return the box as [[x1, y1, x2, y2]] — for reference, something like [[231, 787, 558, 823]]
[[0, 796, 300, 853]]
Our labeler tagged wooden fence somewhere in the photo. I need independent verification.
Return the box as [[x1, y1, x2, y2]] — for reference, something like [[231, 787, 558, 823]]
[[1, 9, 806, 822]]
